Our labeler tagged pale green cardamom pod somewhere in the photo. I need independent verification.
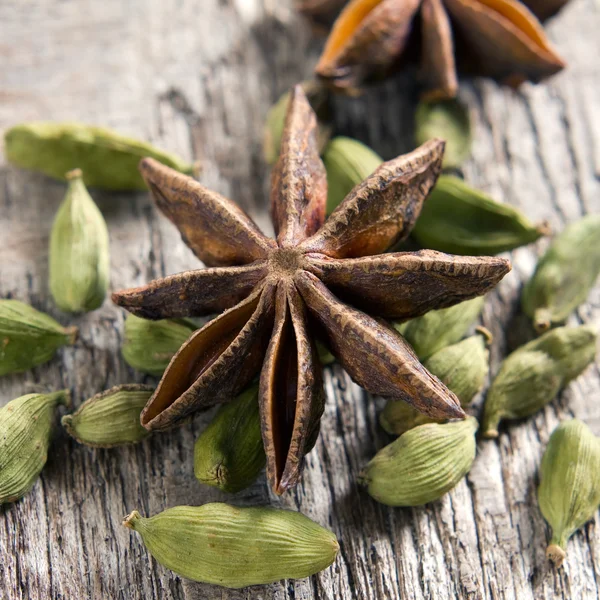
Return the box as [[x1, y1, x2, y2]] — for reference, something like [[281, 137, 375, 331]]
[[0, 299, 78, 376], [538, 419, 600, 568], [62, 384, 153, 448], [194, 384, 265, 493], [316, 340, 335, 366], [394, 296, 484, 360], [4, 122, 195, 190], [49, 169, 110, 313], [380, 328, 491, 435], [123, 503, 339, 587], [0, 389, 70, 504], [482, 325, 597, 438], [522, 214, 600, 333], [360, 417, 478, 506], [412, 175, 549, 255], [122, 314, 196, 376], [322, 136, 383, 213]]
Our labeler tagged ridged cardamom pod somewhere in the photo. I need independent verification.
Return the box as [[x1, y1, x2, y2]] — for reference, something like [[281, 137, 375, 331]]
[[0, 389, 70, 504], [360, 417, 478, 506], [4, 121, 195, 190], [123, 504, 339, 587], [322, 136, 383, 213], [194, 384, 265, 493], [522, 214, 600, 332], [394, 296, 484, 360], [49, 169, 110, 313], [0, 299, 77, 376], [62, 384, 153, 448], [538, 419, 600, 568], [482, 325, 597, 438], [380, 329, 491, 435], [412, 176, 549, 255], [122, 314, 196, 376]]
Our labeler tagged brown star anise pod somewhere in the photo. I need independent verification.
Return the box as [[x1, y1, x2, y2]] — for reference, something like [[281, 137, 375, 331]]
[[113, 85, 510, 494], [315, 0, 566, 99]]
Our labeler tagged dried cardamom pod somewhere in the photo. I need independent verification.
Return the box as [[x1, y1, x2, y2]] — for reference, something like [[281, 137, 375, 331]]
[[538, 419, 600, 568], [4, 121, 195, 190], [123, 503, 339, 587], [412, 175, 550, 255], [194, 384, 265, 493], [522, 215, 600, 332], [360, 417, 478, 506], [62, 384, 153, 448], [0, 389, 70, 504], [394, 296, 484, 360], [381, 328, 490, 435], [122, 314, 196, 376], [322, 136, 383, 213], [49, 169, 110, 313], [0, 299, 78, 376], [482, 325, 597, 438]]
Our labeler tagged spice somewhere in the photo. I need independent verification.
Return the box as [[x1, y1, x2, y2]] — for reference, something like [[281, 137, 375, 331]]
[[123, 504, 339, 587], [296, 0, 348, 26], [522, 0, 570, 20], [0, 390, 70, 504], [113, 85, 510, 494], [62, 385, 153, 448], [522, 214, 600, 332], [0, 299, 78, 376]]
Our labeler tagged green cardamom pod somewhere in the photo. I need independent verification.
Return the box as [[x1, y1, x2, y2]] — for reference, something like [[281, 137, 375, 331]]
[[538, 419, 600, 568], [522, 214, 600, 332], [394, 296, 484, 360], [0, 389, 70, 504], [322, 136, 383, 213], [381, 328, 491, 435], [412, 175, 550, 255], [62, 384, 153, 448], [123, 503, 339, 587], [194, 384, 265, 493], [360, 417, 478, 506], [49, 169, 110, 313], [0, 299, 78, 376], [482, 325, 597, 438], [122, 314, 196, 376], [316, 339, 335, 366], [4, 121, 195, 190]]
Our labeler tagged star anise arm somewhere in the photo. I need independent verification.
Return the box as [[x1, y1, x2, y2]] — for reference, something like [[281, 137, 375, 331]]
[[260, 284, 325, 495], [139, 283, 276, 430], [139, 158, 276, 267], [521, 0, 569, 20], [270, 85, 327, 247], [300, 139, 445, 258], [295, 271, 465, 419], [307, 250, 511, 319], [112, 263, 267, 319]]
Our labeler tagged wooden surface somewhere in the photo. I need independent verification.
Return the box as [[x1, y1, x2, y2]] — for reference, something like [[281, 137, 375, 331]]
[[1, 0, 599, 598]]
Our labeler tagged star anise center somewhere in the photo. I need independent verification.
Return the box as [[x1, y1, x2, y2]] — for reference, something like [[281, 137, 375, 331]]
[[268, 247, 308, 279]]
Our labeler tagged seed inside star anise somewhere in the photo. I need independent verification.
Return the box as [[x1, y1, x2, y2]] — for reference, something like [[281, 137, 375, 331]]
[[113, 85, 510, 494]]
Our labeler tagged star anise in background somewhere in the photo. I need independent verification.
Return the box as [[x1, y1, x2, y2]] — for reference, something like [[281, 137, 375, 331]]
[[113, 85, 510, 494], [314, 0, 566, 99]]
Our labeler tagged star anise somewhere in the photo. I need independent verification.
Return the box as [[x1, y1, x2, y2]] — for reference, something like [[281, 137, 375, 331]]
[[113, 85, 510, 494], [315, 0, 566, 99]]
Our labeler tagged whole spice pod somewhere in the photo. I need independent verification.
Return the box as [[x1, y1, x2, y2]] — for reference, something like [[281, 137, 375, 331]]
[[62, 384, 154, 448], [412, 176, 550, 255], [194, 384, 265, 493], [49, 169, 110, 313], [522, 0, 570, 20], [4, 121, 195, 190], [482, 325, 597, 438], [0, 299, 78, 376], [123, 504, 339, 587], [360, 417, 478, 506], [538, 419, 600, 568], [0, 389, 70, 504], [522, 214, 600, 333], [122, 314, 196, 376]]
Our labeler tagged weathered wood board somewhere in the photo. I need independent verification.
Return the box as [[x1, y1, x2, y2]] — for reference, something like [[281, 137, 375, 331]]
[[1, 0, 599, 598]]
